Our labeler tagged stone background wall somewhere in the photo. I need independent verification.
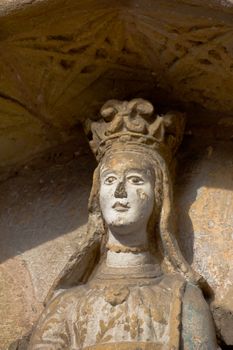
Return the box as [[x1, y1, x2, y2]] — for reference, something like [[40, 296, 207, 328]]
[[0, 137, 96, 349], [175, 121, 233, 346]]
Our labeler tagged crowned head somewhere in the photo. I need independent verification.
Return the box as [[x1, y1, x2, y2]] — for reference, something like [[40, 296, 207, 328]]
[[88, 98, 185, 164], [86, 99, 185, 253], [85, 99, 204, 285], [86, 98, 186, 237]]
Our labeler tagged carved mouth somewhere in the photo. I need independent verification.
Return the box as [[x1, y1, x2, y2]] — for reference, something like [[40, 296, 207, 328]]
[[112, 202, 130, 211]]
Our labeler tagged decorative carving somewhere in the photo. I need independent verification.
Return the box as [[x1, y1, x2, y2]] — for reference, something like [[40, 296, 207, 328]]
[[29, 99, 218, 349], [89, 98, 185, 162]]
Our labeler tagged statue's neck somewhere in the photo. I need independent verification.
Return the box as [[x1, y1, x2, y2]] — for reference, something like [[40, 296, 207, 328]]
[[106, 250, 152, 268], [106, 228, 152, 268]]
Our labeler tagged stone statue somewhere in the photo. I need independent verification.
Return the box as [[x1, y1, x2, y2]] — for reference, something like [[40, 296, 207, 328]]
[[29, 99, 218, 349]]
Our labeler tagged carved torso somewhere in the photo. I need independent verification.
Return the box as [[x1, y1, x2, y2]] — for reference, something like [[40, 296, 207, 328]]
[[30, 264, 186, 350], [30, 262, 217, 350]]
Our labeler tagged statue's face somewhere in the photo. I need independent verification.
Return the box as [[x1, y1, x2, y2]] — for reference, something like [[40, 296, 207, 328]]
[[99, 152, 155, 235]]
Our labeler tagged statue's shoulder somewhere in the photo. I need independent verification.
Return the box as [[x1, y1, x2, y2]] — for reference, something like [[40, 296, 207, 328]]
[[160, 277, 218, 348], [182, 282, 218, 349], [45, 284, 86, 312], [29, 285, 87, 349], [162, 275, 211, 313], [159, 272, 186, 291], [183, 281, 208, 308]]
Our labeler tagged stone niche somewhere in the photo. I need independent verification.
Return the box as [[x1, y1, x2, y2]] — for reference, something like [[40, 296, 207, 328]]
[[0, 0, 233, 349]]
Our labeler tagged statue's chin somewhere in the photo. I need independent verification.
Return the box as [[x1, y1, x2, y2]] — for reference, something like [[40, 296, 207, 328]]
[[104, 211, 147, 236], [108, 220, 139, 236]]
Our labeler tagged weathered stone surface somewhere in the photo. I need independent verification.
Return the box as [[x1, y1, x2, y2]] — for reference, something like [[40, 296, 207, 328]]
[[0, 142, 95, 349], [175, 125, 233, 346], [0, 256, 39, 350], [0, 0, 233, 170]]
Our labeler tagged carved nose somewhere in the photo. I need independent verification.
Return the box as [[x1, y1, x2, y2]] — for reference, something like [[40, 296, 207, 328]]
[[114, 181, 127, 198]]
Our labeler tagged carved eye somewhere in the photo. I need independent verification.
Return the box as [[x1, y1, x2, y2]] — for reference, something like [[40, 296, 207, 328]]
[[127, 176, 144, 185], [104, 176, 117, 185]]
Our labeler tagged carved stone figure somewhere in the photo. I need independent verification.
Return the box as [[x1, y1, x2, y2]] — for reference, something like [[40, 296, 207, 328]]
[[29, 99, 218, 349]]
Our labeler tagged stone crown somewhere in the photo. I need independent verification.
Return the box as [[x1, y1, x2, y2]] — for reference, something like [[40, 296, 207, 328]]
[[87, 98, 185, 162]]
